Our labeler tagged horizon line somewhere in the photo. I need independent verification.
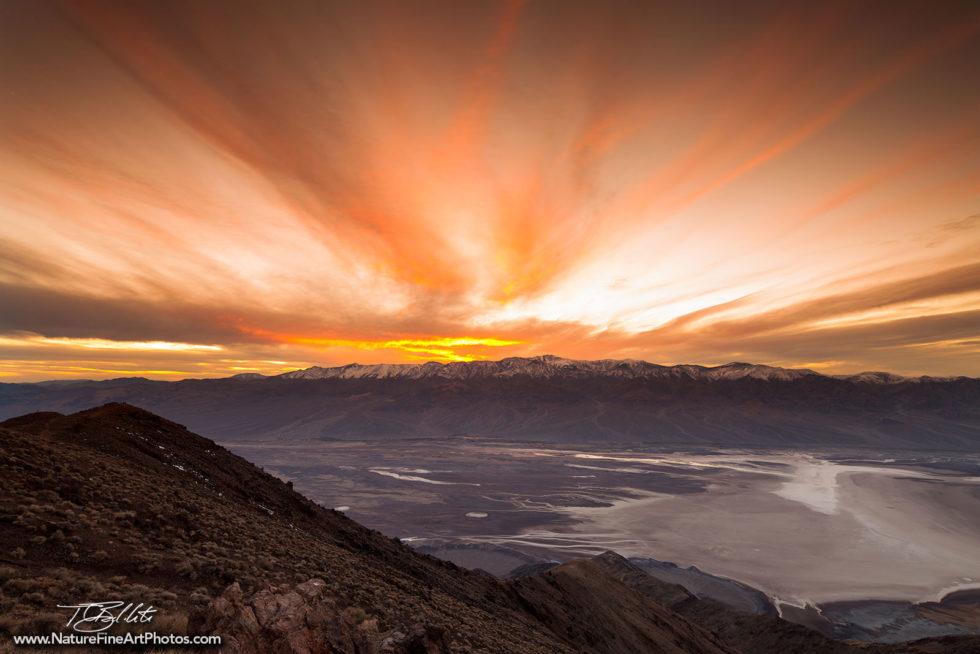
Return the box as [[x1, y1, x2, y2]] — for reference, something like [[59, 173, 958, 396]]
[[6, 354, 974, 384]]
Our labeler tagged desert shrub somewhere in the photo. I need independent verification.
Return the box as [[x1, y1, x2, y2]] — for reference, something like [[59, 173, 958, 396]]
[[69, 577, 97, 594], [152, 590, 178, 604], [3, 578, 38, 595], [343, 606, 369, 625], [134, 553, 161, 574], [189, 589, 210, 606], [13, 512, 34, 527], [152, 612, 188, 636], [175, 559, 197, 580], [113, 510, 136, 523], [0, 613, 23, 636], [29, 611, 65, 633]]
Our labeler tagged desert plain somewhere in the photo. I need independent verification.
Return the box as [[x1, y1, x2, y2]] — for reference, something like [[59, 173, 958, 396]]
[[226, 438, 980, 616]]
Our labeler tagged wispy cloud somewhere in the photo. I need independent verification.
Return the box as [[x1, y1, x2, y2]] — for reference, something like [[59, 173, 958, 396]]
[[0, 0, 978, 379]]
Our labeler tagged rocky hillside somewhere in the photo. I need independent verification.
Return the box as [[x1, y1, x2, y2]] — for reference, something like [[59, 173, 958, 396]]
[[0, 404, 727, 653]]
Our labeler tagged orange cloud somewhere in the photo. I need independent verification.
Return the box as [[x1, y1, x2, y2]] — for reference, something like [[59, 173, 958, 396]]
[[0, 0, 978, 380]]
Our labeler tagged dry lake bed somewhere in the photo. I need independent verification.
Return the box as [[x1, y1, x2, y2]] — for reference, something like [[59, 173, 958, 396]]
[[226, 438, 980, 639]]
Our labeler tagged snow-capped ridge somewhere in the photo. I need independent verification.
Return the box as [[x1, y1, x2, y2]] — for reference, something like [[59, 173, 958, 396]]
[[273, 356, 825, 382], [707, 362, 820, 381]]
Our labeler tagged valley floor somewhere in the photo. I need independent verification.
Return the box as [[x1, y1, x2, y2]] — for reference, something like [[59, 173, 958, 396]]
[[227, 439, 980, 642]]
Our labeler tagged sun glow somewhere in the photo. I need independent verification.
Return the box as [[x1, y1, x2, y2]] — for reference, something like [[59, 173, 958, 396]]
[[250, 332, 525, 362]]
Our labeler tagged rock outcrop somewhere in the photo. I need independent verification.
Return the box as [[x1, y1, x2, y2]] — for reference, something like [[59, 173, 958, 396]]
[[197, 579, 451, 654]]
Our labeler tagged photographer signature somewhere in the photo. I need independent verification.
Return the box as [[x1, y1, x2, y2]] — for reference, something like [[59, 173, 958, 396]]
[[56, 601, 158, 633]]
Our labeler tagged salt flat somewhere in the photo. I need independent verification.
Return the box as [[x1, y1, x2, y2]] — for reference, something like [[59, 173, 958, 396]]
[[227, 439, 980, 608], [546, 454, 980, 605]]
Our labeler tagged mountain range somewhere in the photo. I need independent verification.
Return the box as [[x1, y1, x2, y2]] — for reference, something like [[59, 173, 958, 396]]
[[1, 356, 977, 449], [264, 356, 957, 383], [2, 403, 978, 653]]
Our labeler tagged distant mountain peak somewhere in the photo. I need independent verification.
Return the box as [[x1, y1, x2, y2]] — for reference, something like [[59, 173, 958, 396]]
[[836, 371, 908, 384], [229, 372, 267, 380]]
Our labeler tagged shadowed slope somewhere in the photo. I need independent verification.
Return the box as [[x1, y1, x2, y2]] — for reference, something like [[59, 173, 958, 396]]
[[589, 552, 859, 654], [0, 403, 728, 653], [0, 404, 570, 651], [508, 557, 736, 654]]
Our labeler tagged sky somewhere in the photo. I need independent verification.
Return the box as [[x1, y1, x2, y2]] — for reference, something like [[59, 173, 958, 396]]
[[1, 0, 978, 381]]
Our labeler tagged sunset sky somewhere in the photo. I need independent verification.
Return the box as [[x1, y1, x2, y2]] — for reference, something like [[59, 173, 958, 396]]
[[1, 0, 979, 381]]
